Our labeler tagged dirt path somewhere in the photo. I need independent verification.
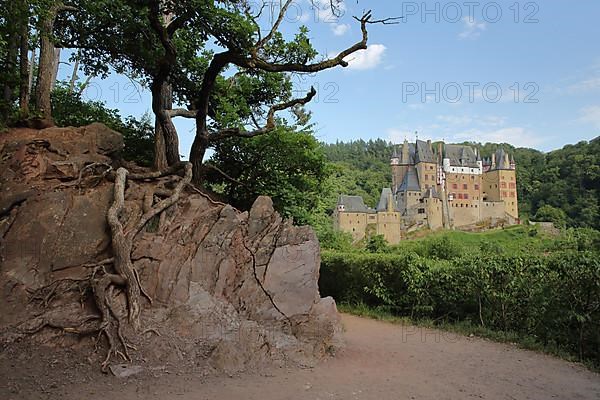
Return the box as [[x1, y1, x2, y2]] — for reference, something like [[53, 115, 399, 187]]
[[5, 314, 600, 399]]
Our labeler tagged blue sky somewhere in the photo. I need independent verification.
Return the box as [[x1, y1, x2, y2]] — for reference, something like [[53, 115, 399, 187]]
[[57, 0, 600, 155]]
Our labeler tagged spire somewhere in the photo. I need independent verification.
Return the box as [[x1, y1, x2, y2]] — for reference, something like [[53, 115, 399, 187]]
[[401, 138, 409, 165], [387, 192, 394, 212]]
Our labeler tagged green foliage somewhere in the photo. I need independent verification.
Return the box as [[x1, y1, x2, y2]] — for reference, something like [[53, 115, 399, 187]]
[[533, 205, 567, 228], [321, 248, 600, 366], [365, 235, 389, 253], [52, 82, 122, 128], [318, 138, 600, 233], [320, 228, 600, 366], [51, 82, 154, 166], [207, 124, 327, 224]]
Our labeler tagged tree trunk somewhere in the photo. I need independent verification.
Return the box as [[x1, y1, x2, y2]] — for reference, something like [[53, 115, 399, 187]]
[[50, 48, 60, 91], [35, 6, 58, 123], [150, 78, 180, 168], [68, 56, 79, 93], [189, 133, 208, 183], [3, 31, 18, 106], [28, 49, 35, 98], [18, 20, 30, 115], [153, 80, 173, 170]]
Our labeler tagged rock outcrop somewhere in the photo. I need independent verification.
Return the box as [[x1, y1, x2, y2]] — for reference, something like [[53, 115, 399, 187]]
[[0, 124, 341, 373]]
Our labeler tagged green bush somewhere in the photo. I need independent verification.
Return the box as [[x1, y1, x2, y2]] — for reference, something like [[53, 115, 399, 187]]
[[320, 247, 600, 365], [51, 82, 154, 166]]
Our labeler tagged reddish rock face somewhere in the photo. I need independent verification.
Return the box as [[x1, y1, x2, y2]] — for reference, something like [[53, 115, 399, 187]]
[[0, 124, 341, 372]]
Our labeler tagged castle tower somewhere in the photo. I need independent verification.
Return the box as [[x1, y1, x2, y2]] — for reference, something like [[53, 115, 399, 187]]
[[482, 148, 519, 221], [391, 138, 411, 191]]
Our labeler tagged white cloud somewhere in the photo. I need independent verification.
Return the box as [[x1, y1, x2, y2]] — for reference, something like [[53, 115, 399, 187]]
[[344, 44, 387, 70], [331, 23, 350, 36], [387, 128, 412, 144], [435, 114, 506, 128], [387, 123, 542, 148], [579, 105, 600, 129], [458, 17, 486, 39], [436, 115, 473, 126], [387, 127, 446, 144], [453, 127, 542, 148], [568, 77, 600, 93], [310, 0, 346, 23]]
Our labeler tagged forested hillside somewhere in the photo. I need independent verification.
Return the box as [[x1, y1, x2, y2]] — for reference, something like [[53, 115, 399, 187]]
[[318, 138, 600, 230]]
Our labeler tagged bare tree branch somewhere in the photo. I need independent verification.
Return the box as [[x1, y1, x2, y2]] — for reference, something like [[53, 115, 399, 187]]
[[203, 163, 245, 186], [168, 108, 196, 118], [236, 11, 396, 73], [209, 86, 316, 142], [255, 0, 294, 49]]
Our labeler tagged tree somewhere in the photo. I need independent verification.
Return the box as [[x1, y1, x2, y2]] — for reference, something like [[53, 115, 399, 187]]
[[56, 0, 398, 179], [533, 205, 567, 229], [51, 81, 155, 166], [207, 122, 327, 224]]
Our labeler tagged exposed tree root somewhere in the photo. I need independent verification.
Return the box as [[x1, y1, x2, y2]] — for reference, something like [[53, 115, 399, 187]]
[[21, 162, 193, 371]]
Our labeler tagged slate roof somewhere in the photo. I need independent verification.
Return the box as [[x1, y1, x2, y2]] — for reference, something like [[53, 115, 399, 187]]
[[424, 187, 441, 199], [377, 188, 395, 212], [394, 143, 416, 164], [397, 167, 421, 192], [337, 195, 374, 213], [495, 148, 512, 170], [415, 140, 436, 163], [444, 144, 479, 167]]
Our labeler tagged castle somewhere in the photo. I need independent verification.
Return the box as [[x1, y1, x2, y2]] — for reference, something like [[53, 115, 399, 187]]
[[333, 139, 519, 244]]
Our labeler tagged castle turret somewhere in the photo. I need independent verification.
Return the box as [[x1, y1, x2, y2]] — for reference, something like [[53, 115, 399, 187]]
[[401, 138, 409, 164], [392, 139, 412, 191]]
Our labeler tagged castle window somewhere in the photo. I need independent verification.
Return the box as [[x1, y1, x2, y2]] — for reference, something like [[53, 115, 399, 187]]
[[464, 194, 469, 200], [425, 175, 429, 180], [452, 183, 458, 189], [510, 192, 515, 197], [501, 182, 507, 188], [418, 209, 425, 214], [475, 184, 480, 190], [463, 184, 468, 190], [458, 193, 463, 199]]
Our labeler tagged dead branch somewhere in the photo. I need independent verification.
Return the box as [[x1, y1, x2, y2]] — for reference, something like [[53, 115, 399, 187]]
[[208, 86, 316, 142], [203, 163, 245, 186]]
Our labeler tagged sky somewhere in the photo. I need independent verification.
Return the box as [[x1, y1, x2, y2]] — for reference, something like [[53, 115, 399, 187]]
[[57, 0, 600, 156]]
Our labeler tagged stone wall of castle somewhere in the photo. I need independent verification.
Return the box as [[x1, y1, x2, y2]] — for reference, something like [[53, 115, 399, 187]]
[[334, 141, 519, 244]]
